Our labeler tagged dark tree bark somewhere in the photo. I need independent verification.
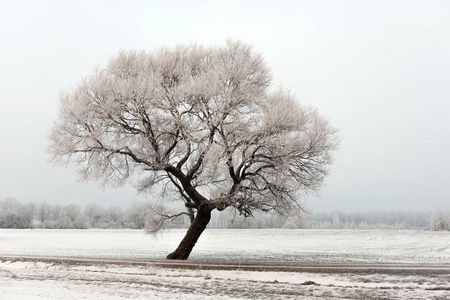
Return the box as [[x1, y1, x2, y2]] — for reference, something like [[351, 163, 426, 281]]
[[166, 203, 213, 260]]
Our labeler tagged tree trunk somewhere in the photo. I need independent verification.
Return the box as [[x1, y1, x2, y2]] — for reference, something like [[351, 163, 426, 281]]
[[166, 203, 212, 260]]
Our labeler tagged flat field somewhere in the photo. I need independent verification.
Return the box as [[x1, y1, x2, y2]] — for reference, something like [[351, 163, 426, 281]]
[[0, 229, 449, 299]]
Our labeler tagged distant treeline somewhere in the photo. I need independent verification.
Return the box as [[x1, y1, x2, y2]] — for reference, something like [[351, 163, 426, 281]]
[[209, 210, 450, 231], [0, 198, 148, 230], [1, 197, 449, 231]]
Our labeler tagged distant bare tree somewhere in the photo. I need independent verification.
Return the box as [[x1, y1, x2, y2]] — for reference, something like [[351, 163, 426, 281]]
[[60, 204, 85, 229], [125, 200, 149, 229], [25, 202, 37, 229], [333, 213, 341, 229], [49, 204, 62, 225], [104, 206, 123, 226], [0, 198, 30, 228], [430, 212, 450, 231], [48, 40, 339, 259], [37, 202, 51, 226], [83, 204, 104, 227]]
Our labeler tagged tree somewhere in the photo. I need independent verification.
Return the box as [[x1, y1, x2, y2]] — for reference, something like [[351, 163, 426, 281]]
[[125, 200, 149, 229], [25, 202, 37, 229], [49, 204, 62, 227], [104, 206, 123, 228], [83, 203, 105, 227], [37, 202, 51, 226], [0, 198, 30, 228], [332, 213, 341, 229], [61, 204, 85, 229], [48, 40, 339, 259], [430, 212, 450, 231]]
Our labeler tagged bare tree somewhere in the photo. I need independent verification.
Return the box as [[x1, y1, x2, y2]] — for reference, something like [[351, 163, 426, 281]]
[[61, 204, 85, 229], [125, 200, 149, 229], [37, 202, 51, 226], [49, 204, 62, 227], [25, 202, 37, 229], [48, 40, 339, 259], [83, 203, 104, 227], [0, 198, 30, 228], [104, 206, 123, 227], [333, 213, 341, 229]]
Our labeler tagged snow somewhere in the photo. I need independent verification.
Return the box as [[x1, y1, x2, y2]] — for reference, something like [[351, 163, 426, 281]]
[[0, 229, 449, 299], [0, 228, 449, 263], [1, 260, 449, 299]]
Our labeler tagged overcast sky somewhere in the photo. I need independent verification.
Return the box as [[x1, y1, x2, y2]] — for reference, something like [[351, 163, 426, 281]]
[[1, 0, 449, 212]]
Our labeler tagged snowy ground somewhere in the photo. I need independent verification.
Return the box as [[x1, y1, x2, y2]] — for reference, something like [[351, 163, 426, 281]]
[[1, 228, 449, 263], [1, 259, 449, 299], [0, 229, 449, 299]]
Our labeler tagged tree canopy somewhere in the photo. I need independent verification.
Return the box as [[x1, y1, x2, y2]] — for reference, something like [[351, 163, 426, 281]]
[[48, 40, 339, 259]]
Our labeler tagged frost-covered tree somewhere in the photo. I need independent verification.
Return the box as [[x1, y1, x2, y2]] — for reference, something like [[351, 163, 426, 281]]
[[430, 212, 450, 231], [0, 198, 30, 228], [61, 204, 85, 229], [125, 200, 149, 229], [332, 213, 341, 229], [48, 41, 339, 259], [104, 206, 123, 228], [83, 203, 104, 227], [37, 202, 51, 226], [49, 204, 62, 226], [25, 202, 37, 229]]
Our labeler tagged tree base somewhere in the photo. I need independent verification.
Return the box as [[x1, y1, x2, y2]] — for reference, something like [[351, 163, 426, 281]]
[[166, 204, 212, 260], [166, 251, 189, 260]]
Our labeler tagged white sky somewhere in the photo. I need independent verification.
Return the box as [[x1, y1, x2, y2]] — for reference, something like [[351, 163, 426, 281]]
[[1, 0, 449, 212]]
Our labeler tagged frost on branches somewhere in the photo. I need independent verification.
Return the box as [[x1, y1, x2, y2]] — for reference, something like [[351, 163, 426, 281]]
[[48, 40, 339, 259]]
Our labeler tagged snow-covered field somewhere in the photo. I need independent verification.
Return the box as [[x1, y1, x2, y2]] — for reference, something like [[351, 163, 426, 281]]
[[1, 228, 449, 263], [1, 229, 449, 299]]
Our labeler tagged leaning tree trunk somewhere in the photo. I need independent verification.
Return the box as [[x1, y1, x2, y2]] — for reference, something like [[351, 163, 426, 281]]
[[166, 203, 212, 260]]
